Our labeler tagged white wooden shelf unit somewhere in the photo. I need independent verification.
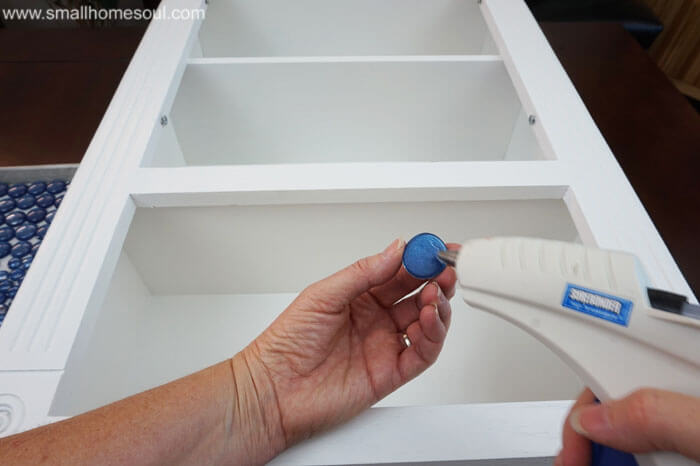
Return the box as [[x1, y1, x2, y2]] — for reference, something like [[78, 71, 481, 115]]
[[0, 1, 693, 464]]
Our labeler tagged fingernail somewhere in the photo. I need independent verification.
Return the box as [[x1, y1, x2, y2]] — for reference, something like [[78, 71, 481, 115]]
[[429, 282, 447, 306], [433, 281, 444, 298], [396, 237, 405, 250], [570, 405, 610, 436], [383, 238, 404, 257]]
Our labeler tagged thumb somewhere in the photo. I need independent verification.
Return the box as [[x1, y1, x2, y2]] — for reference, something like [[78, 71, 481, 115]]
[[304, 238, 405, 307], [570, 388, 700, 462]]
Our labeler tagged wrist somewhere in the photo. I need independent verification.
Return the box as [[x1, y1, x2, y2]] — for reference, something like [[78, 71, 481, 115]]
[[227, 345, 287, 464]]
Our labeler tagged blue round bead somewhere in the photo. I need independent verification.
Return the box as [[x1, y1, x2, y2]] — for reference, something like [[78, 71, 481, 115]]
[[26, 208, 46, 224], [21, 255, 33, 270], [0, 242, 10, 258], [0, 184, 7, 197], [31, 242, 41, 255], [8, 184, 27, 198], [402, 233, 448, 280], [54, 195, 63, 208], [15, 224, 36, 241], [5, 211, 25, 226], [0, 199, 15, 213], [36, 225, 49, 239], [9, 269, 24, 281], [8, 258, 21, 270], [47, 180, 66, 194], [27, 181, 47, 196], [0, 271, 8, 281], [0, 292, 6, 303], [35, 193, 54, 208], [45, 211, 55, 224], [8, 287, 18, 298], [0, 280, 11, 292], [11, 241, 31, 258], [0, 226, 14, 242], [16, 195, 35, 210]]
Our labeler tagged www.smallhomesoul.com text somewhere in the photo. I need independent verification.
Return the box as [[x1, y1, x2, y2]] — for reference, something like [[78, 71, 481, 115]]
[[1, 6, 205, 22]]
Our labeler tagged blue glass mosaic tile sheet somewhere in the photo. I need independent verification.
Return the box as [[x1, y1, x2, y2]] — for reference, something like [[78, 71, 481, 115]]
[[0, 180, 68, 326]]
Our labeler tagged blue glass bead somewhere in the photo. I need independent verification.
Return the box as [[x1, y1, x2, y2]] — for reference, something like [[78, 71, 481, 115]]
[[0, 292, 6, 303], [0, 199, 15, 213], [47, 180, 66, 194], [5, 211, 25, 226], [0, 226, 13, 242], [0, 280, 11, 292], [31, 242, 41, 255], [8, 258, 21, 269], [0, 242, 10, 258], [0, 184, 7, 197], [21, 255, 33, 270], [35, 193, 54, 208], [9, 269, 24, 281], [26, 208, 46, 224], [16, 195, 35, 209], [54, 195, 63, 208], [15, 224, 36, 241], [402, 233, 448, 280], [45, 211, 55, 224], [8, 184, 27, 198], [11, 241, 31, 258], [36, 225, 48, 239], [7, 287, 18, 298], [0, 272, 8, 282], [27, 181, 47, 196]]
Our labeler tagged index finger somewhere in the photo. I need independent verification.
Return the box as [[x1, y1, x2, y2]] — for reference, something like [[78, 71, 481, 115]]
[[558, 388, 595, 466]]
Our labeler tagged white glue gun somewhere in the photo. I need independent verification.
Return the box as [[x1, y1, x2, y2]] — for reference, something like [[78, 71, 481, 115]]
[[438, 237, 700, 466]]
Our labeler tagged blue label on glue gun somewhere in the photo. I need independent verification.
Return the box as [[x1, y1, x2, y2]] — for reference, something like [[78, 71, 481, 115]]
[[562, 284, 633, 326]]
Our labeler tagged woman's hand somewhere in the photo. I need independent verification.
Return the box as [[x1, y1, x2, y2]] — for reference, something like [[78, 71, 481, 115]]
[[0, 239, 457, 466], [556, 388, 700, 465], [235, 238, 458, 460]]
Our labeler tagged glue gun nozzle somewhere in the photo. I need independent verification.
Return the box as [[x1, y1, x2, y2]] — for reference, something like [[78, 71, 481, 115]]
[[437, 250, 458, 267]]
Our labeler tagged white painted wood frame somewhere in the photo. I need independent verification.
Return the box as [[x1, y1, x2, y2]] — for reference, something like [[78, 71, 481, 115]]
[[0, 0, 693, 464]]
